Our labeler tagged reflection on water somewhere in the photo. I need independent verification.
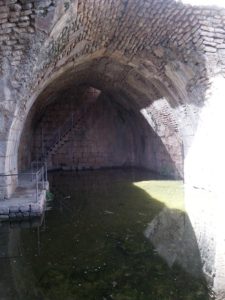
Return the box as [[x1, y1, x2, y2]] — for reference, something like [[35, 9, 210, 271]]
[[0, 169, 213, 300]]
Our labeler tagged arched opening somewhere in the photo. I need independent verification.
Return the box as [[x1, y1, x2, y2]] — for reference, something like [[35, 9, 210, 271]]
[[2, 52, 215, 298], [3, 62, 209, 298], [0, 0, 225, 296], [17, 59, 183, 180], [3, 58, 211, 300]]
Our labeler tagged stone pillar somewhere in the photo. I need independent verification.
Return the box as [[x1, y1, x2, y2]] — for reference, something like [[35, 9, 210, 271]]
[[0, 71, 20, 199], [184, 75, 225, 298]]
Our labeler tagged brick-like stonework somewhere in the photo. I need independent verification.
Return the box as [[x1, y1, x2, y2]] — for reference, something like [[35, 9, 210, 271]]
[[0, 0, 56, 72], [1, 0, 225, 298], [18, 86, 182, 177]]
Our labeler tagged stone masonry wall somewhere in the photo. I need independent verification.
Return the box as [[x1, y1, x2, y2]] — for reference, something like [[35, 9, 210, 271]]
[[43, 94, 141, 171], [25, 86, 181, 176], [1, 0, 225, 297]]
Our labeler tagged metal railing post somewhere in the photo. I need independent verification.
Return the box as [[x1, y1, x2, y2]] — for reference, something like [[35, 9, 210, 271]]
[[31, 161, 35, 182], [58, 128, 61, 142], [38, 102, 95, 162], [42, 166, 45, 189], [45, 161, 48, 182], [36, 172, 38, 203], [0, 162, 48, 202]]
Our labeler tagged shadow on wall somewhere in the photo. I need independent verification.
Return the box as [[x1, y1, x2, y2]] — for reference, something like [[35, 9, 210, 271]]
[[108, 96, 183, 179], [18, 85, 183, 180]]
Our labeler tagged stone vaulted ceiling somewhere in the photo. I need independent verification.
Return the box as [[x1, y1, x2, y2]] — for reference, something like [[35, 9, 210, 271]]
[[0, 0, 225, 112]]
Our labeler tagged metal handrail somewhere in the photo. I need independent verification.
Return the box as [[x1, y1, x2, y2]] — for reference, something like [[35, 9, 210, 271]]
[[0, 170, 43, 176], [41, 102, 94, 160], [44, 112, 74, 155], [0, 162, 47, 202]]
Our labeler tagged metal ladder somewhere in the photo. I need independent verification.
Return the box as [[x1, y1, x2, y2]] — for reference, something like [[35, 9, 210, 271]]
[[40, 103, 94, 161]]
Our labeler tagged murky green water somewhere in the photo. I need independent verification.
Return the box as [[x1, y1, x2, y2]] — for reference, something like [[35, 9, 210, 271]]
[[0, 169, 212, 300]]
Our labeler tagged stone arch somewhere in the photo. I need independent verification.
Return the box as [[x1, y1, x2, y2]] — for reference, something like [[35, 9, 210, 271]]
[[0, 0, 225, 297], [15, 55, 184, 178]]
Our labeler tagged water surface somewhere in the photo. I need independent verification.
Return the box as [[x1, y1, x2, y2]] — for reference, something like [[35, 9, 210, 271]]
[[0, 169, 212, 300]]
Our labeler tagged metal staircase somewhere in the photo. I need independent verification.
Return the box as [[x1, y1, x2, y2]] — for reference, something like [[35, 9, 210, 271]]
[[39, 103, 94, 162]]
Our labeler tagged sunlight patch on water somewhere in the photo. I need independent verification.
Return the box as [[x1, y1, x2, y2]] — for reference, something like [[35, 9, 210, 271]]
[[133, 180, 185, 211], [0, 170, 211, 300]]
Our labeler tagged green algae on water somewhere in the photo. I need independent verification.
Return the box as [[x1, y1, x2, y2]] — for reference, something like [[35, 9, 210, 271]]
[[7, 169, 211, 300]]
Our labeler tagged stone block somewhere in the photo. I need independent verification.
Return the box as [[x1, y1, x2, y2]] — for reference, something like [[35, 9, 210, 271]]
[[19, 205, 30, 212], [0, 35, 9, 42], [15, 212, 23, 219], [5, 0, 17, 4], [1, 23, 16, 29], [18, 21, 30, 27], [10, 3, 22, 11], [22, 212, 30, 218], [21, 5, 33, 11], [0, 215, 9, 220], [0, 18, 7, 24], [0, 207, 9, 214], [9, 212, 16, 218], [30, 204, 40, 213], [20, 16, 30, 21], [0, 6, 9, 13], [0, 13, 8, 19], [30, 211, 40, 217], [9, 205, 19, 213], [9, 11, 20, 17], [34, 0, 51, 9]]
